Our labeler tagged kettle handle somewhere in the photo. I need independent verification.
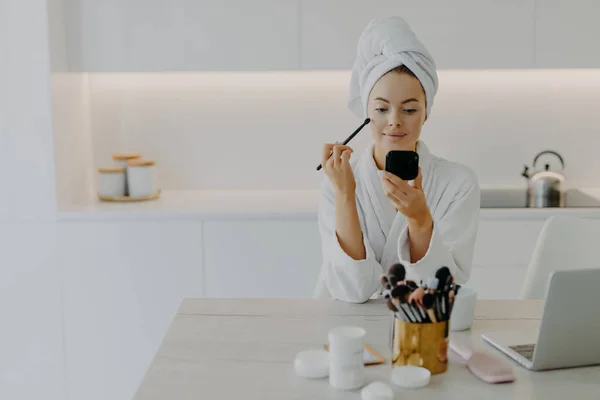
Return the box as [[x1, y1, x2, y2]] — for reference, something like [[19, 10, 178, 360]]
[[533, 150, 564, 171]]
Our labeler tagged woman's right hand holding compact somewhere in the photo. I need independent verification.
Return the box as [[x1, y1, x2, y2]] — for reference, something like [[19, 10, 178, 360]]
[[322, 143, 356, 197]]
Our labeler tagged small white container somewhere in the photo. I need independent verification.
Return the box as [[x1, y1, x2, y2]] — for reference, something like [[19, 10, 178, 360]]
[[112, 152, 142, 195], [98, 166, 126, 197], [328, 326, 366, 391], [450, 287, 478, 331], [127, 159, 157, 198]]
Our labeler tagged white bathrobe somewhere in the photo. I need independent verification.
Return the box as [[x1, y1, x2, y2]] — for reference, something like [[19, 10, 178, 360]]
[[313, 140, 480, 303]]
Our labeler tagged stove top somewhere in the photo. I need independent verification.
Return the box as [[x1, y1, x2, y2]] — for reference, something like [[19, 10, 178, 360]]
[[480, 189, 600, 208]]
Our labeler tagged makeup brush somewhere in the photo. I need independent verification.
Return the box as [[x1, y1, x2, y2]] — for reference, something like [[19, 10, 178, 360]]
[[426, 276, 444, 321], [426, 277, 439, 293], [424, 277, 439, 319], [406, 285, 427, 321], [405, 280, 418, 290], [435, 267, 451, 291], [380, 274, 390, 287], [391, 284, 412, 303], [316, 118, 371, 171], [392, 285, 417, 322], [446, 285, 457, 319], [386, 298, 399, 313], [408, 286, 425, 306], [392, 285, 419, 323], [380, 275, 392, 296], [392, 297, 412, 322], [422, 293, 438, 323], [387, 299, 406, 322], [388, 263, 406, 281], [441, 280, 451, 320]]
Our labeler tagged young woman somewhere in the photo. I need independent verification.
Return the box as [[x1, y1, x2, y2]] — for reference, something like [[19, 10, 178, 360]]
[[314, 16, 480, 303]]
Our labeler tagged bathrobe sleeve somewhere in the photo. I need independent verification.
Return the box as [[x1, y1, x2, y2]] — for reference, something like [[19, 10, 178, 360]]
[[397, 168, 480, 284], [317, 179, 384, 303]]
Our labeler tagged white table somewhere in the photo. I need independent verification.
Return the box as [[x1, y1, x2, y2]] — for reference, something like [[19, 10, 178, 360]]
[[133, 299, 600, 399]]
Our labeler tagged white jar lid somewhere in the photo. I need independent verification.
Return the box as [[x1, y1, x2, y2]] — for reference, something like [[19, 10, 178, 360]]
[[328, 326, 366, 347], [294, 349, 329, 379], [391, 366, 431, 389], [361, 381, 394, 400]]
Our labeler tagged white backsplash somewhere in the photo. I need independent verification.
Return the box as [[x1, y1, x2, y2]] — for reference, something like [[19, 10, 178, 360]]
[[83, 70, 600, 192]]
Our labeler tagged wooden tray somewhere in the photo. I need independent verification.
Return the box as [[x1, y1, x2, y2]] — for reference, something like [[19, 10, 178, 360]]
[[98, 189, 161, 202]]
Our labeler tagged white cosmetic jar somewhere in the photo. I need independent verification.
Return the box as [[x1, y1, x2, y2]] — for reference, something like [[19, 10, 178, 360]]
[[98, 166, 126, 197], [328, 326, 366, 390], [112, 153, 141, 195], [127, 159, 157, 198]]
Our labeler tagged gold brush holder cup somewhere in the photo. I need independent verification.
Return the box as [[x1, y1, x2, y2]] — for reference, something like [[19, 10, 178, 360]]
[[391, 318, 449, 375]]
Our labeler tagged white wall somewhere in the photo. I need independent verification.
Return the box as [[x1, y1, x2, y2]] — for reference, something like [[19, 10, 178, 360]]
[[1, 0, 58, 220], [85, 70, 600, 193], [0, 0, 65, 399], [49, 0, 96, 208]]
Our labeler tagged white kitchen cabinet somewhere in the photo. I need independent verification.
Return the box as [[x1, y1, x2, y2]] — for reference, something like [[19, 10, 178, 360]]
[[201, 217, 545, 300], [203, 219, 323, 298], [70, 0, 300, 71], [468, 266, 527, 300], [58, 220, 203, 400], [300, 0, 535, 70], [535, 0, 600, 68], [470, 219, 545, 299], [472, 219, 545, 267], [0, 222, 65, 400], [1, 0, 57, 220]]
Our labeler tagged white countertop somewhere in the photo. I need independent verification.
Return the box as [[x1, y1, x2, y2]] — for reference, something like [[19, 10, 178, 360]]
[[132, 298, 600, 399], [58, 190, 320, 221], [57, 189, 600, 221]]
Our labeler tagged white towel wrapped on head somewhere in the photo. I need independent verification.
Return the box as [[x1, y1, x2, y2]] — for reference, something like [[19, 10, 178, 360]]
[[348, 16, 439, 119]]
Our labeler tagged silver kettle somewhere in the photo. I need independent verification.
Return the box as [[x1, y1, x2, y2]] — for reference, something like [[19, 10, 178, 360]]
[[521, 150, 566, 208]]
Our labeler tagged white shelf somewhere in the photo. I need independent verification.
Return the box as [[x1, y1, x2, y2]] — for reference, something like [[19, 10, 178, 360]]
[[57, 189, 600, 221], [58, 190, 321, 221]]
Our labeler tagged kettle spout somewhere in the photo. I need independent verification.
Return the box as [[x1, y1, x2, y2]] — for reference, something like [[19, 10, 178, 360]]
[[521, 165, 530, 179]]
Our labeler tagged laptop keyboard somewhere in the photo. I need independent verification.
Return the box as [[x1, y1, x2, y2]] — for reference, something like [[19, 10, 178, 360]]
[[509, 344, 536, 361]]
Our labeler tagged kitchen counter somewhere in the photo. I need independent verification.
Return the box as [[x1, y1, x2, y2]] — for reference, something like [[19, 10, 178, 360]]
[[57, 188, 600, 221], [58, 190, 320, 221]]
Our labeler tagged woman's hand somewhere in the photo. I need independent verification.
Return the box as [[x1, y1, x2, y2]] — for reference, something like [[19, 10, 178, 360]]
[[380, 167, 431, 225], [382, 168, 434, 263], [322, 143, 356, 197]]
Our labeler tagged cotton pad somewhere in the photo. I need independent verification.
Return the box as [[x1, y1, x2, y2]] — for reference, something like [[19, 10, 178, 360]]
[[391, 366, 431, 389], [294, 349, 329, 379], [361, 381, 394, 400]]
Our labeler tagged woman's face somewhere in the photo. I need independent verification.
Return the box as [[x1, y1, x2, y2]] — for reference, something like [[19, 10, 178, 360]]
[[367, 71, 427, 153]]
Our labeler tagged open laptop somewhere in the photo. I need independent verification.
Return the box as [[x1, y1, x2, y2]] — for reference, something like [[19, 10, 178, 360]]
[[481, 268, 600, 371]]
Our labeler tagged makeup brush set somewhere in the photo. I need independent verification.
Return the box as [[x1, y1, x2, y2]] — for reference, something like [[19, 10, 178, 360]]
[[381, 264, 460, 324]]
